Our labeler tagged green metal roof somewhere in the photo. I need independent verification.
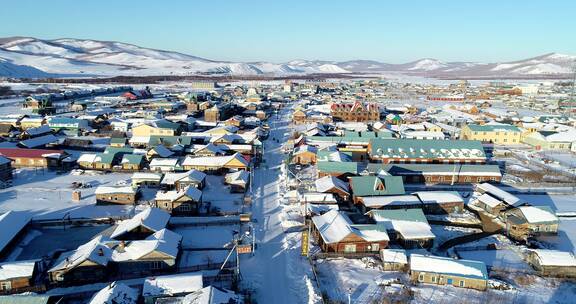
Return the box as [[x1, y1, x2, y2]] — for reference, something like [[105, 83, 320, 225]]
[[307, 136, 370, 144], [122, 154, 144, 164], [104, 146, 134, 155], [343, 131, 379, 139], [366, 163, 501, 175], [368, 139, 486, 159], [110, 137, 127, 144], [368, 208, 428, 223], [317, 161, 358, 174], [96, 152, 115, 164], [0, 296, 51, 304], [307, 131, 393, 145], [349, 175, 405, 196], [465, 124, 521, 132], [155, 119, 181, 130], [148, 136, 193, 147]]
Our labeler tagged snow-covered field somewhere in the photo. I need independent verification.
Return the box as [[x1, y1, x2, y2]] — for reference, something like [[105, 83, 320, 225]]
[[174, 225, 239, 249], [0, 169, 134, 220], [201, 175, 244, 214], [430, 225, 482, 252], [178, 250, 236, 269]]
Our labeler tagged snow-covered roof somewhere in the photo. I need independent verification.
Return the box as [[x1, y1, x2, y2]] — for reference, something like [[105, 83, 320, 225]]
[[476, 183, 521, 206], [312, 210, 389, 244], [149, 158, 179, 167], [380, 249, 407, 264], [530, 249, 576, 267], [95, 186, 135, 195], [111, 208, 170, 239], [0, 260, 37, 281], [131, 172, 163, 181], [477, 193, 503, 208], [49, 236, 112, 272], [155, 186, 202, 203], [311, 210, 354, 244], [180, 286, 243, 304], [150, 145, 174, 158], [410, 254, 488, 280], [301, 192, 338, 204], [142, 272, 203, 297], [360, 195, 420, 208], [19, 134, 60, 148], [367, 209, 434, 240], [161, 170, 206, 186], [225, 170, 249, 186], [112, 229, 182, 262], [518, 206, 558, 224], [0, 211, 31, 254], [88, 282, 138, 304], [414, 191, 463, 204], [23, 125, 51, 136], [182, 153, 248, 168], [314, 176, 349, 194], [387, 220, 435, 240]]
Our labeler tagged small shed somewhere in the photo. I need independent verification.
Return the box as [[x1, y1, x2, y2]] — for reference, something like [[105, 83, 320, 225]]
[[380, 249, 408, 271]]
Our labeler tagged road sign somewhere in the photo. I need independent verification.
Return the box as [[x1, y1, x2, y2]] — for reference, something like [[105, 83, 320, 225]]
[[237, 244, 252, 254], [301, 230, 309, 256]]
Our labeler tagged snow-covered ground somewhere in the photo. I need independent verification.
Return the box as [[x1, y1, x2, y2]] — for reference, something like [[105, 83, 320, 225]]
[[0, 169, 134, 220], [240, 106, 321, 303], [315, 256, 576, 304], [174, 225, 239, 249], [201, 175, 244, 214]]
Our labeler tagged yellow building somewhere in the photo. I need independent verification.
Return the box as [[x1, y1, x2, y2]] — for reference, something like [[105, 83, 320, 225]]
[[460, 124, 521, 144], [132, 123, 176, 137], [19, 117, 46, 129]]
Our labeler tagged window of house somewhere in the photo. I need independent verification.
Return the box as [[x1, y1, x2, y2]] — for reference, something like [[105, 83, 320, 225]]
[[431, 276, 437, 283], [371, 243, 379, 252], [344, 244, 356, 253], [418, 273, 424, 282], [459, 280, 465, 287], [151, 261, 162, 269], [0, 281, 11, 291]]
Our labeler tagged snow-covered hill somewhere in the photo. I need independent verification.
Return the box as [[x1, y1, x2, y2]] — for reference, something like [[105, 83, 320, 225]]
[[0, 37, 574, 78]]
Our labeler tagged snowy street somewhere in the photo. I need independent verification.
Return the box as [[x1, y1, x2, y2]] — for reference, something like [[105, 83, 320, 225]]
[[241, 106, 320, 304]]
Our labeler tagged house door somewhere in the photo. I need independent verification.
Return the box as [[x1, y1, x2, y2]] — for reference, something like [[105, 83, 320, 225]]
[[447, 278, 453, 285], [344, 244, 356, 253]]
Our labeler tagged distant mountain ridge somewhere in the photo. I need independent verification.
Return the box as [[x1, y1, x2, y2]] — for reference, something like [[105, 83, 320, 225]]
[[0, 36, 574, 78]]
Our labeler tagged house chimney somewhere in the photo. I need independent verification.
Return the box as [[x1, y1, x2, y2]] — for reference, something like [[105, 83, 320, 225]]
[[72, 190, 82, 202]]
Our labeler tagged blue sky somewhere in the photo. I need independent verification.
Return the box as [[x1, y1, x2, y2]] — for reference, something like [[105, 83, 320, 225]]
[[1, 0, 575, 63]]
